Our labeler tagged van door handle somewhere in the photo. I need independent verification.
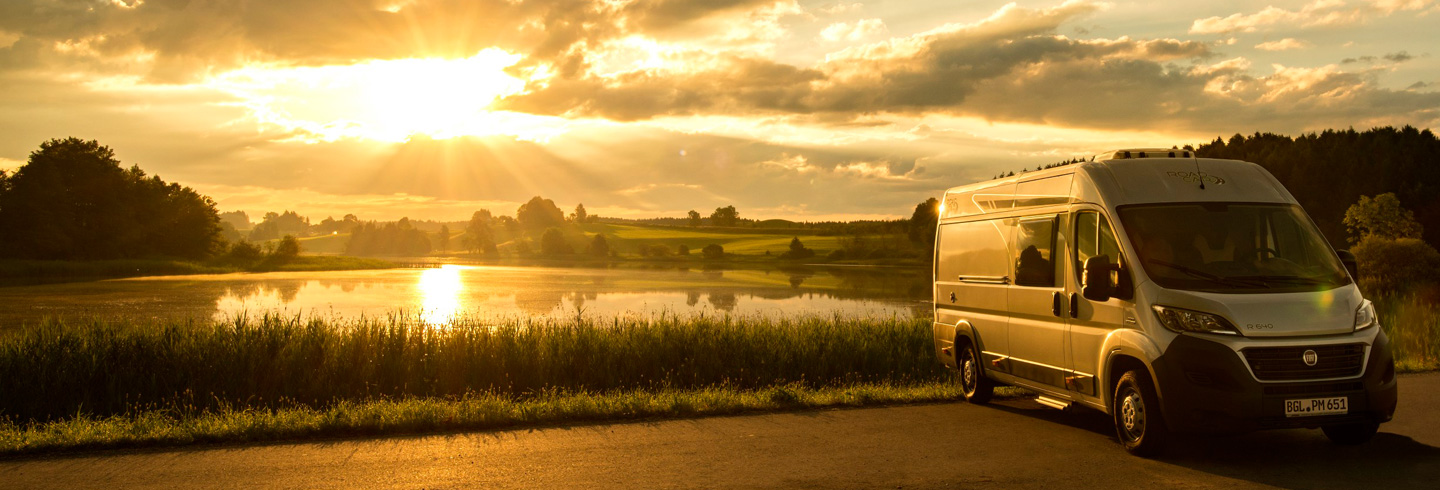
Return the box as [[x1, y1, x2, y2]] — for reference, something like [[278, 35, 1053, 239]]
[[1069, 292, 1080, 318], [1052, 292, 1063, 317]]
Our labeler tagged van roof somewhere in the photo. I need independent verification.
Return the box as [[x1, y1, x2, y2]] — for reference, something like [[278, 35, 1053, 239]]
[[939, 151, 1293, 220]]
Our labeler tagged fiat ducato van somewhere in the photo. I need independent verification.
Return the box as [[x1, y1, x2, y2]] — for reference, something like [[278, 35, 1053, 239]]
[[931, 149, 1398, 456]]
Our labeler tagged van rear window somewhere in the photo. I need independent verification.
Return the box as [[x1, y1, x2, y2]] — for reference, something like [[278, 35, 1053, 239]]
[[937, 219, 1012, 281], [1013, 216, 1057, 287]]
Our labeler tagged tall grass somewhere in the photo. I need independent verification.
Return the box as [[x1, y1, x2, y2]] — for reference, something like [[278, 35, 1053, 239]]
[[1375, 291, 1440, 371], [0, 383, 974, 455], [0, 313, 944, 423]]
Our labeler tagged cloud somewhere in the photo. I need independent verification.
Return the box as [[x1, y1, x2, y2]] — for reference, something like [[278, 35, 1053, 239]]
[[819, 19, 886, 42], [494, 0, 1440, 134], [1255, 38, 1311, 51], [816, 3, 864, 16], [0, 0, 788, 82], [1190, 1, 1361, 34], [1384, 51, 1414, 62], [1190, 0, 1436, 35]]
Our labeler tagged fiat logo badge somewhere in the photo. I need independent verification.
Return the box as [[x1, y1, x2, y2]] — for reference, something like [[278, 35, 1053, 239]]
[[1303, 349, 1319, 366]]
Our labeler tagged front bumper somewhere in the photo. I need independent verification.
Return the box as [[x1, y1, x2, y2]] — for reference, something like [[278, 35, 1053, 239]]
[[1150, 329, 1398, 433]]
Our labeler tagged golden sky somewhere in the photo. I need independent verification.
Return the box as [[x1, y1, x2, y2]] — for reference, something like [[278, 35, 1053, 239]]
[[1, 0, 1437, 222]]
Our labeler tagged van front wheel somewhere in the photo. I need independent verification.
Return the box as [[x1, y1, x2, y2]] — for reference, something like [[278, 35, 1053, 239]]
[[958, 342, 994, 404], [1113, 370, 1167, 456]]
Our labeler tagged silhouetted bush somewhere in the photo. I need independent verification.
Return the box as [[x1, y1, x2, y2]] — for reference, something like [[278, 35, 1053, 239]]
[[539, 228, 572, 255], [702, 244, 724, 259], [587, 234, 610, 257], [1352, 236, 1440, 294]]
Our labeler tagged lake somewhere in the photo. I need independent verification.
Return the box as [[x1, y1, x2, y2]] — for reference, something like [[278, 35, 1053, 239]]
[[0, 264, 933, 328]]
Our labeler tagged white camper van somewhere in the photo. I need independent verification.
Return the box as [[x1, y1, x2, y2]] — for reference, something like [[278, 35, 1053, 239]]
[[932, 149, 1398, 456]]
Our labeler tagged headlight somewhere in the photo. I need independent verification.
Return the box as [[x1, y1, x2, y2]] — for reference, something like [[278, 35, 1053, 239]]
[[1152, 305, 1241, 336], [1355, 300, 1377, 331]]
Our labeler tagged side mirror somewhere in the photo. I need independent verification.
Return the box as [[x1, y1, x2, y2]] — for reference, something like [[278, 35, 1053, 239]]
[[1336, 249, 1358, 279], [1083, 255, 1116, 302]]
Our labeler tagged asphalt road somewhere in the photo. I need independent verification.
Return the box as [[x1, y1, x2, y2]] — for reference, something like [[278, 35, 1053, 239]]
[[3, 372, 1437, 489]]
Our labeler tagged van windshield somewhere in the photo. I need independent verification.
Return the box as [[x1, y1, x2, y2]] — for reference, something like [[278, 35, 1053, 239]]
[[1117, 203, 1350, 293]]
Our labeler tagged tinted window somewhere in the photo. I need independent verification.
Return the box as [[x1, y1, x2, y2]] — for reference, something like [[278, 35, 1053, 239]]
[[1013, 216, 1057, 287], [937, 219, 1013, 280], [1118, 203, 1349, 292], [1075, 211, 1123, 286]]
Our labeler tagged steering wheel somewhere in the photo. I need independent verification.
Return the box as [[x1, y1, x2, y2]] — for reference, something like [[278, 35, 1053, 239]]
[[1254, 247, 1279, 260]]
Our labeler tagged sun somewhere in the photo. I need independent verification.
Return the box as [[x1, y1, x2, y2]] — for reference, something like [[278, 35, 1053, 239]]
[[211, 49, 535, 142]]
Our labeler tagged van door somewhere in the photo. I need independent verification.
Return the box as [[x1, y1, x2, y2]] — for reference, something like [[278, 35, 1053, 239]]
[[1005, 213, 1069, 389], [1065, 207, 1128, 397], [936, 218, 1013, 368]]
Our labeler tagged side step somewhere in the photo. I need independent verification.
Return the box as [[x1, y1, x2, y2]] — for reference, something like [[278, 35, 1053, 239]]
[[1034, 396, 1073, 411]]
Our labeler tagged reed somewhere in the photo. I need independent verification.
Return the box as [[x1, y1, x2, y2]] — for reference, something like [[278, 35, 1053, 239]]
[[1375, 291, 1440, 371], [0, 313, 946, 423]]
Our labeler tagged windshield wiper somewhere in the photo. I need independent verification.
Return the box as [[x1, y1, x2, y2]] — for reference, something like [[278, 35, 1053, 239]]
[[1143, 259, 1270, 289]]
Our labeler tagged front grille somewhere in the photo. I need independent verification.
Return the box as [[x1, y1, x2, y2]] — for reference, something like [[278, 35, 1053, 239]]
[[1262, 381, 1364, 396], [1242, 343, 1365, 381]]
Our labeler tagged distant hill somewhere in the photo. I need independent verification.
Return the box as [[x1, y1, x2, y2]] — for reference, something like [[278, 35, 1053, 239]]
[[1196, 126, 1440, 249]]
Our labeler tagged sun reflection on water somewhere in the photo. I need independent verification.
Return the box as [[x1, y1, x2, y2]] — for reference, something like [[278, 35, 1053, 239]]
[[418, 265, 468, 326]]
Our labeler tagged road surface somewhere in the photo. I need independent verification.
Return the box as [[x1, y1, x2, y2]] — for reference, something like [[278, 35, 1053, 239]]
[[3, 372, 1437, 489]]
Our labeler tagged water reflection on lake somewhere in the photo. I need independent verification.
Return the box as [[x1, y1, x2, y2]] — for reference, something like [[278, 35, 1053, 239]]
[[0, 264, 931, 328]]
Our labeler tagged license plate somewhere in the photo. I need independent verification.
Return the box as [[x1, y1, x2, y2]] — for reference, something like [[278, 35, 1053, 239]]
[[1284, 396, 1348, 417]]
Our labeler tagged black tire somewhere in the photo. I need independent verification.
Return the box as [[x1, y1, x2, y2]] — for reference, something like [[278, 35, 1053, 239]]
[[958, 341, 994, 404], [1113, 369, 1168, 457], [1322, 422, 1379, 445]]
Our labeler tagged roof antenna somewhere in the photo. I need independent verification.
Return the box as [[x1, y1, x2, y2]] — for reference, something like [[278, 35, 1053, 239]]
[[1191, 149, 1206, 190]]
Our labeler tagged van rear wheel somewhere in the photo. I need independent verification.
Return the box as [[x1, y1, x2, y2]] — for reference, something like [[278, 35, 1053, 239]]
[[958, 342, 994, 404], [1113, 370, 1167, 457]]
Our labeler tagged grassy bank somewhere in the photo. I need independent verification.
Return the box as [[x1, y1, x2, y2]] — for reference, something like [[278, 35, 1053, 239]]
[[1375, 291, 1440, 371], [0, 383, 989, 456], [0, 256, 396, 284], [0, 314, 944, 423], [0, 313, 954, 455]]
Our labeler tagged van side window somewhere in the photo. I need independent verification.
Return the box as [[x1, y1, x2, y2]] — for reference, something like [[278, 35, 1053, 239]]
[[1013, 216, 1057, 287], [937, 219, 1012, 281], [1075, 211, 1123, 285]]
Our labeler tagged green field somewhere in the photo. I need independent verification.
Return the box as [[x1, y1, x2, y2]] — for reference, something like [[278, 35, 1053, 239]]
[[579, 223, 848, 255]]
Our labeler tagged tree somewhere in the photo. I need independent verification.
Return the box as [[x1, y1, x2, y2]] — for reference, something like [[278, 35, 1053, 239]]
[[517, 196, 565, 230], [436, 224, 450, 253], [677, 244, 691, 255], [908, 197, 940, 261], [688, 210, 702, 226], [779, 236, 815, 259], [218, 221, 244, 243], [1351, 236, 1440, 293], [272, 235, 301, 260], [0, 137, 222, 260], [249, 211, 309, 241], [540, 227, 572, 255], [344, 219, 432, 256], [710, 205, 739, 227], [1344, 193, 1424, 244], [463, 210, 497, 255], [702, 243, 725, 259], [572, 203, 588, 223], [219, 211, 250, 231], [587, 234, 610, 257]]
